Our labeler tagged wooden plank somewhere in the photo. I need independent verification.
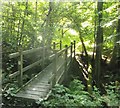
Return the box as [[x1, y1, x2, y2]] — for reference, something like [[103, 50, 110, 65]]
[[23, 47, 43, 55], [23, 59, 42, 72], [15, 70, 47, 93], [16, 78, 51, 100], [34, 82, 50, 85], [16, 62, 54, 93], [9, 46, 65, 79], [9, 59, 42, 78], [31, 79, 49, 84], [9, 53, 54, 79], [9, 71, 19, 79], [16, 93, 44, 100], [24, 80, 49, 89], [29, 84, 50, 89], [49, 53, 55, 60], [25, 82, 50, 88], [20, 90, 46, 96], [16, 82, 50, 96], [35, 81, 49, 84], [9, 47, 42, 59], [9, 43, 59, 59], [17, 86, 49, 96], [9, 52, 19, 59], [31, 83, 50, 88], [26, 87, 50, 92], [57, 48, 66, 56]]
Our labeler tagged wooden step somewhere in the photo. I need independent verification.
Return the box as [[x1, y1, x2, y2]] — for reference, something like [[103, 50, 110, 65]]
[[16, 93, 44, 100]]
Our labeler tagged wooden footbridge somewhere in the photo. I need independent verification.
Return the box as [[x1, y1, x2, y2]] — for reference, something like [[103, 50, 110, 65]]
[[8, 41, 76, 101]]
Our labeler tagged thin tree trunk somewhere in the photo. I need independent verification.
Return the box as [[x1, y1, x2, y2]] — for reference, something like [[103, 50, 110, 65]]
[[95, 1, 103, 86], [35, 0, 37, 22], [79, 31, 88, 57], [47, 2, 53, 46], [73, 17, 88, 60], [92, 2, 97, 61], [31, 0, 37, 48], [92, 2, 97, 81], [19, 0, 28, 47], [109, 1, 120, 68], [117, 2, 120, 56]]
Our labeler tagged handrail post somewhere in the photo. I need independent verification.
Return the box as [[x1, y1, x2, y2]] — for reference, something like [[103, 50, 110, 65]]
[[70, 42, 73, 61], [74, 40, 76, 57], [53, 42, 56, 50], [51, 42, 56, 87], [64, 45, 68, 82], [42, 45, 45, 69], [60, 40, 62, 50], [52, 50, 57, 87], [18, 48, 23, 87]]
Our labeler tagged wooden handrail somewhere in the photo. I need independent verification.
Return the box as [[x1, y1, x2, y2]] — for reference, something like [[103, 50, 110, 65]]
[[57, 48, 66, 56], [56, 44, 73, 56], [9, 53, 56, 79], [9, 47, 42, 59], [9, 43, 60, 59], [9, 59, 43, 79], [9, 52, 59, 79], [7, 40, 76, 87]]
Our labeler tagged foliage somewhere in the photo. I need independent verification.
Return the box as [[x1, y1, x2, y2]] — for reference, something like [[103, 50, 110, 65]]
[[40, 79, 119, 108], [102, 82, 120, 106], [2, 2, 119, 75], [41, 80, 101, 107], [3, 83, 18, 100]]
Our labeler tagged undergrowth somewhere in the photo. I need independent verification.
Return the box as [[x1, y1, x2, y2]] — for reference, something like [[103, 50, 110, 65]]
[[39, 79, 120, 108]]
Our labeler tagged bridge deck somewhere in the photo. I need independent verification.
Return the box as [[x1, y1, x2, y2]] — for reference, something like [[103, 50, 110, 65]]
[[15, 56, 65, 101]]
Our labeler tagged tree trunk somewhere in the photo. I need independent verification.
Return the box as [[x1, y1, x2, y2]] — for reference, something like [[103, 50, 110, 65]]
[[47, 2, 53, 46], [109, 2, 120, 68], [95, 1, 103, 86], [42, 2, 53, 47], [31, 0, 37, 48], [19, 0, 28, 47], [73, 18, 88, 65]]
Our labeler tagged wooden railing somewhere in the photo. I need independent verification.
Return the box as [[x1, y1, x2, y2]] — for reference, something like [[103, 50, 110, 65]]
[[50, 41, 76, 87], [8, 40, 76, 87]]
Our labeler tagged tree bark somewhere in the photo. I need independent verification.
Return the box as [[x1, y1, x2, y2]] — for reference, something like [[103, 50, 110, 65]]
[[19, 0, 28, 47], [95, 1, 103, 86], [109, 1, 120, 68]]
